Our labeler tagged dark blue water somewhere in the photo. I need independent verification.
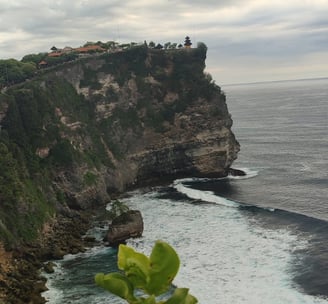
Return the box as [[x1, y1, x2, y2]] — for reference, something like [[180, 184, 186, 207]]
[[225, 78, 328, 220], [224, 78, 328, 299], [43, 79, 328, 304]]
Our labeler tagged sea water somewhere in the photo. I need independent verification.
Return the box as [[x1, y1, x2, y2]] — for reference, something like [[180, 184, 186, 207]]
[[43, 78, 328, 303]]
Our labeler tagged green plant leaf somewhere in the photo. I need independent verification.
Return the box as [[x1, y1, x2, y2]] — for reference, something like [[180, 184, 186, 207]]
[[95, 272, 136, 302], [118, 244, 150, 288], [146, 240, 180, 295], [95, 241, 198, 304], [164, 288, 198, 304], [139, 295, 157, 304]]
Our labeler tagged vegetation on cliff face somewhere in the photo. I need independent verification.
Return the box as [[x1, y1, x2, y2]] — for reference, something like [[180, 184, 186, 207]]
[[0, 59, 37, 87], [0, 78, 92, 246], [0, 43, 239, 248], [0, 141, 54, 246]]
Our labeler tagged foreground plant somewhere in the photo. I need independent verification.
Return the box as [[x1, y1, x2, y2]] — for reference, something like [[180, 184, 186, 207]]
[[95, 240, 198, 304]]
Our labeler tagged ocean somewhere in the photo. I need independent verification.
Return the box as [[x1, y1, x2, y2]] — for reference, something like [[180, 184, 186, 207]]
[[42, 78, 328, 304]]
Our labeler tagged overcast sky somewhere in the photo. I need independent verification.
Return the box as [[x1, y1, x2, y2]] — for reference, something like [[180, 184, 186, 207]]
[[1, 0, 327, 84]]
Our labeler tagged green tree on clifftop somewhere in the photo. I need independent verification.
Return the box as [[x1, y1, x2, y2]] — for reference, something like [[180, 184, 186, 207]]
[[0, 59, 36, 87]]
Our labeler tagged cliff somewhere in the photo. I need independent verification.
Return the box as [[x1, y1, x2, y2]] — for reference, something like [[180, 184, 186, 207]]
[[0, 44, 239, 242], [0, 43, 239, 303]]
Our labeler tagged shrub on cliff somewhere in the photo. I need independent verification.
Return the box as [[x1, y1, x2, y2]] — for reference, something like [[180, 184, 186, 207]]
[[107, 200, 130, 219], [0, 59, 36, 87]]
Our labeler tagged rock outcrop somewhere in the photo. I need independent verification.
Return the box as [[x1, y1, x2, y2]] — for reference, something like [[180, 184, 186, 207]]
[[0, 211, 93, 304], [51, 45, 240, 191], [105, 210, 144, 246]]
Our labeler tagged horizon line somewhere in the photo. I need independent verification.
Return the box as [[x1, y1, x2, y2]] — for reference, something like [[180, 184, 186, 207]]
[[222, 76, 328, 87]]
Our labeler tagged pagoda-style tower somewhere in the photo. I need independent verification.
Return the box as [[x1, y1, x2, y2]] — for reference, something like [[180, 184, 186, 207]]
[[184, 36, 192, 48]]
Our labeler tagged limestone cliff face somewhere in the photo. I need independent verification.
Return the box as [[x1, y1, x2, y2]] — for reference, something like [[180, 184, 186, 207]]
[[52, 45, 239, 190], [0, 45, 239, 244]]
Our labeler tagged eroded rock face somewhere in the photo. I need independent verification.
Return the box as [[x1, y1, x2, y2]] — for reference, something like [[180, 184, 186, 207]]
[[127, 108, 239, 185], [0, 45, 239, 218], [105, 210, 144, 246], [53, 46, 239, 194]]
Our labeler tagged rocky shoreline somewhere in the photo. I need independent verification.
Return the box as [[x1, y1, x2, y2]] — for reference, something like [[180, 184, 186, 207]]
[[0, 209, 99, 304], [0, 169, 245, 303]]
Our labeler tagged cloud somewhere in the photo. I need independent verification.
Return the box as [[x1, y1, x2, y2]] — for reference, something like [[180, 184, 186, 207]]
[[0, 0, 327, 83]]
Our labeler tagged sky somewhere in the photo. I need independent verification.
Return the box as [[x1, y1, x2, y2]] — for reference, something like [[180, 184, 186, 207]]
[[1, 0, 328, 84]]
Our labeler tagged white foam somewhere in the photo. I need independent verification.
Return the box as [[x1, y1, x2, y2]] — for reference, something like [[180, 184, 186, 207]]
[[300, 162, 311, 172], [173, 180, 239, 208], [44, 186, 328, 304], [60, 245, 108, 262], [42, 263, 65, 303], [228, 167, 259, 180], [124, 191, 328, 304], [41, 242, 117, 303]]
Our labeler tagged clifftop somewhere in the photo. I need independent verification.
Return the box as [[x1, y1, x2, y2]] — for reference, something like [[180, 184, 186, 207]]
[[0, 44, 239, 247]]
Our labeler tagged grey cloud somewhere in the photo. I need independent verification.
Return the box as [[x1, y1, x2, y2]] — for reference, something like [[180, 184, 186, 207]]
[[1, 0, 328, 83], [168, 0, 244, 8]]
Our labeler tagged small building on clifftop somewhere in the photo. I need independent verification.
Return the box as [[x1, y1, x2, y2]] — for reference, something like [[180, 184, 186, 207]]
[[184, 36, 192, 48]]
